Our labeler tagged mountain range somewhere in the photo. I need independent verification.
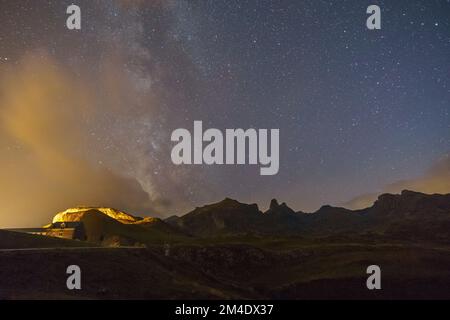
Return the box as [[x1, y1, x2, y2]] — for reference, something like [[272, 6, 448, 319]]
[[1, 189, 450, 299], [2, 190, 450, 246], [163, 190, 450, 241], [12, 189, 447, 245]]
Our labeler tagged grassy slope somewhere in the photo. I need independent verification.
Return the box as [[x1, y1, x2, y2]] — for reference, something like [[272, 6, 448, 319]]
[[168, 238, 450, 299], [1, 234, 449, 299], [0, 230, 94, 249]]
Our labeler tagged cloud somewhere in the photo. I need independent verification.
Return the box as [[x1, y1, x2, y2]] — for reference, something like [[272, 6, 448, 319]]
[[343, 154, 450, 209], [0, 2, 229, 227], [0, 54, 159, 227]]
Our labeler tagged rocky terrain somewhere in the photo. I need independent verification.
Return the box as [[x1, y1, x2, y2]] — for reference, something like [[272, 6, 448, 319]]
[[166, 190, 450, 242], [1, 190, 450, 299]]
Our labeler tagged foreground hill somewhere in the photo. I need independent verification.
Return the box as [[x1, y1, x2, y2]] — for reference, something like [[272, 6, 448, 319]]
[[0, 229, 93, 249], [48, 207, 189, 246], [53, 207, 141, 224]]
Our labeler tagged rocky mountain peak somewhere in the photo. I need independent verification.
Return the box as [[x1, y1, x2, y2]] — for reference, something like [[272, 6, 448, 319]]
[[270, 199, 279, 210], [52, 207, 141, 224]]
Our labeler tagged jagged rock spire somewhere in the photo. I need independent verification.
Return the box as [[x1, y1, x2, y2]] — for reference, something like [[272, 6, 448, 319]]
[[270, 199, 279, 210]]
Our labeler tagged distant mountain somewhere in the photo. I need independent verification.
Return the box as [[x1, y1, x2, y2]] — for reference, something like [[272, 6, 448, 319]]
[[165, 198, 264, 237], [165, 190, 450, 241], [261, 199, 305, 233], [363, 190, 450, 241], [164, 196, 362, 236]]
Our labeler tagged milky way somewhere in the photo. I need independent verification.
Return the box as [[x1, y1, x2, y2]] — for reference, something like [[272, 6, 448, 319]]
[[0, 0, 449, 227]]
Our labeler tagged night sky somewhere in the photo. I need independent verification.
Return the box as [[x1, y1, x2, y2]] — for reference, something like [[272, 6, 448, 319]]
[[0, 0, 449, 227]]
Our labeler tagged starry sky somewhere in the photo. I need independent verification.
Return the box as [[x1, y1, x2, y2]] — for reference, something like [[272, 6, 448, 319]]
[[0, 0, 449, 227]]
